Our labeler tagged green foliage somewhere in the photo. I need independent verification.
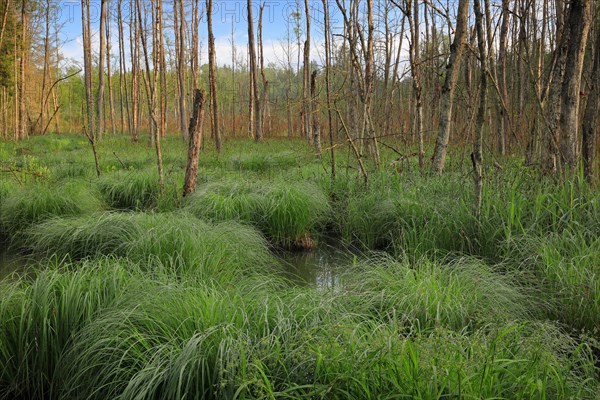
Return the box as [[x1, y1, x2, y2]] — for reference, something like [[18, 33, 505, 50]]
[[25, 212, 276, 282], [344, 255, 536, 331], [185, 179, 330, 248], [97, 168, 181, 211], [0, 180, 102, 239], [0, 135, 599, 399], [0, 259, 138, 399]]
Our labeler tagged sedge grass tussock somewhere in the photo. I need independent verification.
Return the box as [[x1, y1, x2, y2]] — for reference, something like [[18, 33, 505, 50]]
[[0, 180, 102, 240], [25, 212, 276, 282], [343, 255, 535, 331], [186, 179, 330, 249], [0, 258, 140, 399]]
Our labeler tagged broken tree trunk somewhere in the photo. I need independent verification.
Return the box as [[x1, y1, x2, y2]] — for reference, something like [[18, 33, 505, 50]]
[[183, 89, 207, 197]]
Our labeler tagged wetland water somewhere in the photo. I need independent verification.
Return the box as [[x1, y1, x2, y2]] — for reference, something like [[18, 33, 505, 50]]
[[277, 242, 356, 289], [0, 242, 356, 288]]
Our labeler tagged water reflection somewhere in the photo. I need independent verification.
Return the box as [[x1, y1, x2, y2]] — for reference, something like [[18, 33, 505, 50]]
[[277, 242, 355, 290], [0, 248, 26, 280]]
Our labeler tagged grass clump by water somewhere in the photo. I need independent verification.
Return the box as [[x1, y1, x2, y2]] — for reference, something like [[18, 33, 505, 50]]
[[343, 255, 535, 331], [25, 212, 276, 282], [0, 258, 139, 399], [98, 169, 180, 211], [0, 180, 102, 239], [186, 180, 330, 249], [53, 278, 599, 399]]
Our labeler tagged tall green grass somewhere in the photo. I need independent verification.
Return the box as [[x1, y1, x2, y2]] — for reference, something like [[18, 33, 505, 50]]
[[343, 255, 537, 331], [97, 169, 180, 211], [185, 180, 330, 248], [0, 180, 102, 239], [505, 231, 600, 332], [0, 258, 138, 399], [25, 212, 277, 282]]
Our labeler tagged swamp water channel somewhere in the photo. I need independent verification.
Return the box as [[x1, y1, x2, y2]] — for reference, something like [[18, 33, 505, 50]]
[[0, 240, 355, 288]]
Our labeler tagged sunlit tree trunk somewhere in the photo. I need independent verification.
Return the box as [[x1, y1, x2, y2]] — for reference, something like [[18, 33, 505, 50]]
[[207, 0, 221, 151], [431, 0, 469, 173]]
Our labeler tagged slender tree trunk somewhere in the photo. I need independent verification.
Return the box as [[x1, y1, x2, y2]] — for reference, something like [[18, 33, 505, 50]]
[[473, 0, 487, 214], [498, 0, 510, 155], [174, 0, 188, 140], [558, 0, 593, 171], [431, 0, 470, 173], [582, 22, 599, 184], [323, 0, 335, 179], [106, 1, 116, 135], [81, 0, 94, 140], [303, 0, 311, 141], [117, 0, 130, 135], [207, 0, 221, 151], [18, 0, 27, 140], [96, 0, 106, 140], [183, 89, 206, 196], [39, 0, 50, 135], [137, 0, 163, 190], [311, 70, 321, 156], [247, 0, 262, 141]]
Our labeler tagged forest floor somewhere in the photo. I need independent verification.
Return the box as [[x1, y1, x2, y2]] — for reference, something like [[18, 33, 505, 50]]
[[0, 134, 599, 399]]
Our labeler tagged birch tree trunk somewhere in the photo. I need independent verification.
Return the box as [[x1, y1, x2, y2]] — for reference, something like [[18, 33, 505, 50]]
[[431, 0, 469, 173], [207, 0, 221, 151]]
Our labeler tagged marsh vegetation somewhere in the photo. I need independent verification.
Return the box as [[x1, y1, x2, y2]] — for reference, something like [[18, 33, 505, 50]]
[[0, 135, 598, 399]]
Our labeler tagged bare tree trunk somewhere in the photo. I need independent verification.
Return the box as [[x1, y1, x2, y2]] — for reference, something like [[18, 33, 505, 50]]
[[39, 0, 50, 135], [117, 0, 130, 135], [431, 0, 470, 173], [408, 0, 424, 169], [81, 0, 94, 140], [106, 1, 116, 135], [18, 0, 27, 140], [96, 0, 106, 140], [323, 0, 335, 179], [191, 0, 200, 88], [183, 89, 206, 197], [473, 0, 487, 214], [498, 0, 510, 155], [582, 22, 599, 184], [247, 0, 262, 141], [258, 3, 270, 136], [303, 0, 311, 141], [311, 70, 321, 156], [207, 0, 221, 151], [558, 0, 593, 171], [137, 0, 163, 190], [174, 0, 188, 140]]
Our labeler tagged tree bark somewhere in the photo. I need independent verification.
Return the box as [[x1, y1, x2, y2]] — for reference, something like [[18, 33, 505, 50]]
[[323, 0, 335, 179], [473, 0, 487, 214], [96, 0, 106, 140], [303, 0, 311, 141], [183, 89, 206, 197], [247, 0, 262, 141], [558, 0, 593, 171], [81, 0, 94, 140], [311, 70, 321, 157], [431, 0, 470, 173], [582, 14, 599, 183], [207, 0, 221, 151]]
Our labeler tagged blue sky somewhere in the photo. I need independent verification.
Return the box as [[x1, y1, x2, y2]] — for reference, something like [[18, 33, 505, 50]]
[[57, 1, 350, 70]]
